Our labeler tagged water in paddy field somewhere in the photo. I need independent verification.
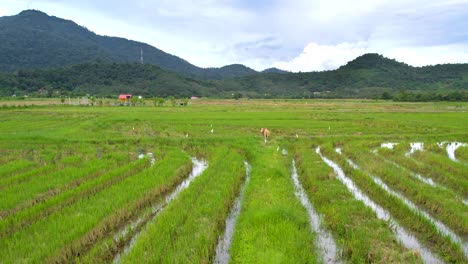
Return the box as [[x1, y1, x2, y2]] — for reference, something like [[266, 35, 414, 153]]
[[138, 152, 155, 166], [291, 159, 341, 264], [113, 158, 208, 263], [337, 149, 467, 258], [316, 147, 444, 264], [438, 142, 467, 162], [365, 149, 436, 187], [381, 142, 398, 149], [214, 161, 251, 264], [335, 148, 359, 170], [406, 142, 424, 157], [163, 157, 208, 204]]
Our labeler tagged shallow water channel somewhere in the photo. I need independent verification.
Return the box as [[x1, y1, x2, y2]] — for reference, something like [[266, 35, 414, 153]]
[[336, 148, 468, 258], [317, 147, 444, 264], [214, 161, 251, 264], [291, 159, 341, 263], [113, 157, 208, 263], [406, 142, 424, 157], [357, 148, 436, 187], [442, 142, 467, 162]]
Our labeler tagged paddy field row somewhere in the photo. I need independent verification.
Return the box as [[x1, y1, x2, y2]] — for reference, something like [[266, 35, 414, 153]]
[[0, 100, 466, 263]]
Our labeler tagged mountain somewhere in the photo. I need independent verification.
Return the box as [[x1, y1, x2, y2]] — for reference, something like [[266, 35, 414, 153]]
[[217, 53, 468, 98], [0, 62, 218, 97], [202, 64, 258, 79], [1, 53, 467, 100], [338, 53, 410, 70], [0, 10, 263, 79], [262, 68, 289, 74]]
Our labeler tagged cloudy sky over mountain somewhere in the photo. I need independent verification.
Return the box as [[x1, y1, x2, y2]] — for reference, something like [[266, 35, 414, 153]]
[[1, 0, 467, 71]]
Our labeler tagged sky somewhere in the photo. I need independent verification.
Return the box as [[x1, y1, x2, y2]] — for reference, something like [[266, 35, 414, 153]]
[[0, 0, 467, 72]]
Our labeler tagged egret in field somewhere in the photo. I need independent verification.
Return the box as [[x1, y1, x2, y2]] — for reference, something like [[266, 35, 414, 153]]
[[185, 133, 189, 138], [277, 146, 280, 151], [210, 129, 214, 133], [295, 133, 299, 138]]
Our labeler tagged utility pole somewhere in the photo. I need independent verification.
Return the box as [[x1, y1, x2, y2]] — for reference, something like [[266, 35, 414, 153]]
[[140, 48, 144, 64]]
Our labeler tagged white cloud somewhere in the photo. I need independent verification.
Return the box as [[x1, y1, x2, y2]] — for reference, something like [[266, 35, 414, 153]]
[[273, 42, 468, 72], [385, 45, 468, 66], [273, 42, 372, 72], [1, 0, 467, 70]]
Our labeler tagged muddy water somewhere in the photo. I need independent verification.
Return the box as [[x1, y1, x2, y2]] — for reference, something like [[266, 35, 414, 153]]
[[291, 160, 341, 263], [341, 152, 468, 258], [214, 161, 251, 264], [406, 142, 424, 157], [316, 147, 443, 264], [113, 158, 208, 263]]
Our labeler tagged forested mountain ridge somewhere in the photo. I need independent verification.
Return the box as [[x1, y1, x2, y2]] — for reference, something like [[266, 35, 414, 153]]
[[0, 10, 466, 100], [0, 54, 467, 100], [0, 10, 259, 79], [216, 53, 468, 98]]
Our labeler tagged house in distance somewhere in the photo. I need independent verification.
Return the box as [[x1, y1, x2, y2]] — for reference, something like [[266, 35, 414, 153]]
[[119, 94, 132, 103]]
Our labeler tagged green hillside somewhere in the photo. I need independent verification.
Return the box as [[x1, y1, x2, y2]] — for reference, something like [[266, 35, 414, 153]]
[[0, 10, 258, 79], [0, 54, 467, 100]]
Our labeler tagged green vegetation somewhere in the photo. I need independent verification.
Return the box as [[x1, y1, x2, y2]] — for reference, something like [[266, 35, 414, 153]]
[[455, 145, 468, 163], [1, 54, 467, 99], [378, 144, 467, 198], [229, 146, 318, 263], [321, 144, 466, 262], [293, 144, 421, 263], [0, 148, 190, 262], [0, 99, 466, 262], [341, 142, 466, 237], [0, 10, 258, 80], [121, 147, 244, 263], [0, 10, 467, 99]]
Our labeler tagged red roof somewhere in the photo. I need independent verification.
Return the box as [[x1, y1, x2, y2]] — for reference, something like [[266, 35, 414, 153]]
[[119, 94, 132, 99]]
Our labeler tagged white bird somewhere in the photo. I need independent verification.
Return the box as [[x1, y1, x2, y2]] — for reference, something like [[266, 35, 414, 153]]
[[132, 127, 135, 131], [185, 133, 189, 138], [210, 129, 214, 133], [277, 146, 280, 151], [295, 133, 299, 138]]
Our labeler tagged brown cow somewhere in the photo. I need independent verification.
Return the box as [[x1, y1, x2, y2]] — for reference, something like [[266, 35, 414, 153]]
[[260, 128, 270, 143]]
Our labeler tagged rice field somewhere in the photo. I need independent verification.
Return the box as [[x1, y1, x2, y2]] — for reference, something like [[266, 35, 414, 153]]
[[0, 99, 467, 263]]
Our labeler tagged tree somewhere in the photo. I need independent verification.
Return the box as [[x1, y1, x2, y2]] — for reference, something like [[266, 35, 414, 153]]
[[381, 92, 392, 100], [180, 98, 189, 106], [168, 96, 176, 107], [153, 97, 165, 107], [131, 96, 138, 106]]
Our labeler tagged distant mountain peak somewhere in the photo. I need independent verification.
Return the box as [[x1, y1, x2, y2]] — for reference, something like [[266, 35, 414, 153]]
[[340, 53, 409, 70], [19, 9, 47, 15], [262, 67, 289, 74], [0, 10, 260, 80]]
